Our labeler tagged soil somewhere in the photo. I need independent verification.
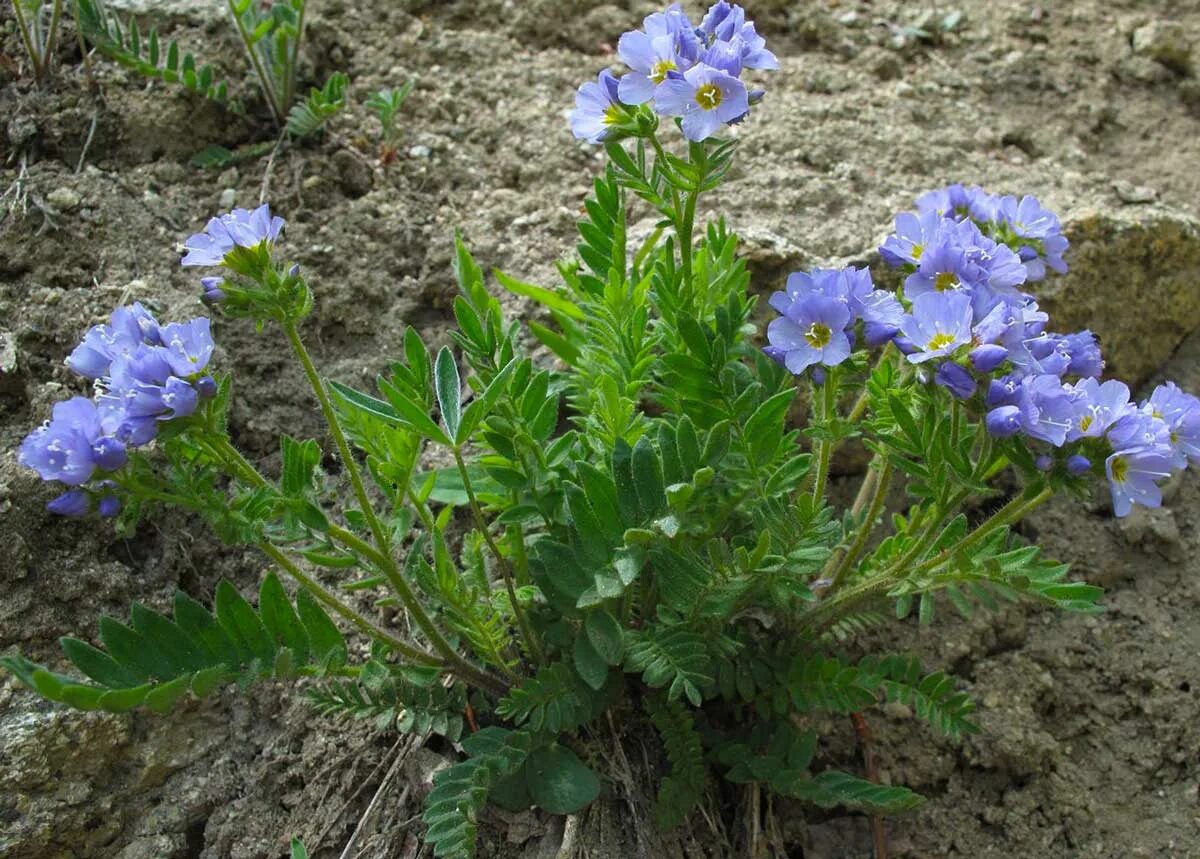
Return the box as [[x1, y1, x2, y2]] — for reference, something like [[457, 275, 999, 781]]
[[2, 0, 1200, 857]]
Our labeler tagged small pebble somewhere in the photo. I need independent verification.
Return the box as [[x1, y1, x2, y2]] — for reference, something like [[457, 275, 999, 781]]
[[409, 144, 432, 159], [218, 188, 237, 210], [47, 187, 81, 211], [1113, 180, 1157, 204]]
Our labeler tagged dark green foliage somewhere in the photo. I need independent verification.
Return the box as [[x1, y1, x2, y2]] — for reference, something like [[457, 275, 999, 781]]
[[859, 655, 979, 739], [495, 662, 601, 734], [624, 627, 712, 707], [309, 659, 467, 739], [649, 696, 707, 830], [75, 0, 230, 104], [0, 574, 345, 713]]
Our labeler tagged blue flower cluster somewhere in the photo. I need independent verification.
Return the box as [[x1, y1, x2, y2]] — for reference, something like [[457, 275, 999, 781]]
[[765, 185, 1200, 517], [18, 304, 216, 516], [181, 203, 286, 304], [571, 2, 776, 144]]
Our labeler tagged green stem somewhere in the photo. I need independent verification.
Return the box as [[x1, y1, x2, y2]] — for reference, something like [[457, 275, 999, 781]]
[[800, 485, 1054, 636], [11, 0, 42, 79], [227, 0, 284, 125], [950, 400, 962, 450], [260, 543, 443, 669], [811, 376, 837, 505], [678, 186, 697, 298], [42, 0, 62, 79], [211, 436, 269, 489], [282, 319, 505, 693], [826, 460, 892, 593], [453, 449, 544, 666], [282, 0, 305, 113]]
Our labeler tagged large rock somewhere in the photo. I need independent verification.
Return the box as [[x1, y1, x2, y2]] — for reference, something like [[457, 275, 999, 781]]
[[1036, 207, 1200, 388]]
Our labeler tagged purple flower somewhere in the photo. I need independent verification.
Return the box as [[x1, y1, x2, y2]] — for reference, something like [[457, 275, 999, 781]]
[[899, 292, 974, 364], [1106, 446, 1174, 517], [935, 362, 976, 399], [993, 195, 1069, 280], [1059, 330, 1103, 378], [48, 490, 91, 517], [879, 210, 944, 268], [616, 5, 702, 106], [861, 290, 904, 346], [67, 303, 161, 379], [1035, 455, 1053, 472], [571, 69, 625, 143], [181, 204, 285, 267], [697, 2, 778, 69], [1065, 378, 1133, 442], [654, 63, 749, 141], [771, 267, 874, 320], [18, 397, 127, 486], [99, 345, 201, 445], [1017, 374, 1076, 447], [159, 318, 215, 378], [902, 242, 983, 299], [765, 294, 852, 374], [97, 494, 122, 518], [916, 184, 995, 222], [1146, 381, 1200, 463]]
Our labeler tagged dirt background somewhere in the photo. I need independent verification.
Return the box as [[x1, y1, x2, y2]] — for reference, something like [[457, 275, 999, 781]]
[[2, 0, 1200, 856]]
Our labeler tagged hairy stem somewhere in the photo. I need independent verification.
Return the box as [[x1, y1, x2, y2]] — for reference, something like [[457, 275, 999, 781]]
[[453, 448, 544, 666], [282, 319, 506, 694], [826, 460, 892, 593], [811, 376, 837, 504], [261, 543, 443, 668]]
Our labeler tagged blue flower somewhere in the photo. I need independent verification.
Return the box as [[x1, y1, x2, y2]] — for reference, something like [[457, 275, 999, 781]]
[[1106, 446, 1174, 517], [1065, 378, 1133, 442], [571, 69, 625, 143], [1066, 454, 1091, 476], [18, 397, 127, 486], [902, 241, 984, 300], [765, 294, 852, 374], [985, 405, 1025, 438], [899, 292, 974, 364], [67, 303, 161, 379], [653, 63, 749, 142], [159, 318, 215, 378], [880, 210, 944, 268], [916, 184, 995, 222], [861, 289, 904, 346], [617, 6, 701, 106], [99, 345, 201, 445], [1146, 381, 1200, 464], [993, 195, 1069, 280], [200, 276, 226, 305], [697, 2, 778, 69], [181, 204, 285, 267], [1017, 374, 1076, 447]]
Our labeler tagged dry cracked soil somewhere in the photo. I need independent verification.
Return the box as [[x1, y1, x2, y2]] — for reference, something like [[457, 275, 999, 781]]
[[2, 0, 1200, 857]]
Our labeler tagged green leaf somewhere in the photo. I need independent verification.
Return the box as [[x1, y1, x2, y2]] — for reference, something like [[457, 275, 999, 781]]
[[215, 580, 275, 667], [493, 268, 585, 320], [434, 347, 463, 443], [573, 633, 609, 691], [631, 436, 665, 518], [290, 838, 309, 859], [295, 590, 347, 668], [281, 435, 321, 497], [60, 637, 142, 689], [524, 745, 601, 814], [585, 610, 625, 665], [744, 390, 796, 465], [259, 573, 310, 665]]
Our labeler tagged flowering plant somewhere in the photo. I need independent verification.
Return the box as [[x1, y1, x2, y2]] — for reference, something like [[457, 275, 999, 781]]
[[7, 3, 1199, 857]]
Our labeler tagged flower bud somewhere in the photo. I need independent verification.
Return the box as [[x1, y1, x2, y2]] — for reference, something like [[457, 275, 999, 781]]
[[1035, 455, 1053, 472], [969, 344, 1008, 373], [98, 494, 122, 518], [91, 436, 128, 471], [935, 363, 976, 399], [985, 405, 1023, 437], [1066, 454, 1091, 476], [47, 490, 90, 517], [195, 376, 218, 399]]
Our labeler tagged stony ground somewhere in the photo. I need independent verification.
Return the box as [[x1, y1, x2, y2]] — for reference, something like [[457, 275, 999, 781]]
[[2, 0, 1200, 856]]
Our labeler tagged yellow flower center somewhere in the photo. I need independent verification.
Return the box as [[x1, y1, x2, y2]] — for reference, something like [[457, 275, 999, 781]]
[[934, 271, 959, 292], [1110, 455, 1128, 483], [805, 323, 832, 349], [912, 244, 924, 260], [927, 333, 957, 351], [695, 83, 723, 111], [651, 59, 677, 84], [1079, 414, 1094, 432], [603, 104, 623, 126]]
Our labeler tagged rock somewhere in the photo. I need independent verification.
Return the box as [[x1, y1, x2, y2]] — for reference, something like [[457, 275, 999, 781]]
[[1113, 180, 1158, 204], [217, 187, 237, 210], [46, 187, 81, 211], [1131, 21, 1193, 77], [408, 144, 432, 159], [737, 224, 808, 293], [1036, 207, 1200, 387], [6, 114, 37, 148], [1117, 506, 1184, 563], [332, 148, 373, 198]]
